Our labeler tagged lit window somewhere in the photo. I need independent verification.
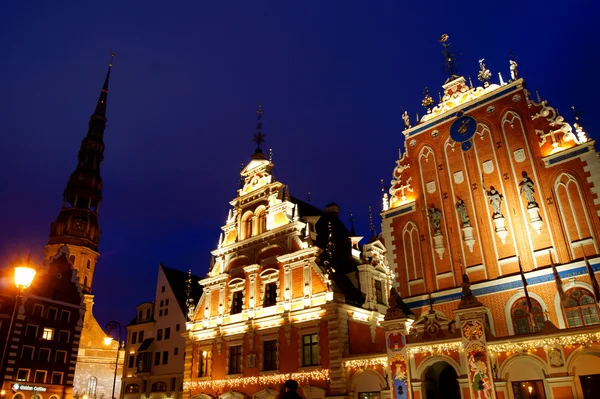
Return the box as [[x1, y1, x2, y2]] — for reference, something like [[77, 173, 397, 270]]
[[126, 384, 139, 393], [42, 328, 54, 340], [87, 376, 97, 396], [151, 382, 167, 392], [198, 350, 212, 377], [375, 280, 384, 304]]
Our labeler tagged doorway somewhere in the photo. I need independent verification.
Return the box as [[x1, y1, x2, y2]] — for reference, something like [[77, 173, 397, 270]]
[[511, 380, 546, 399], [579, 374, 600, 398], [423, 361, 460, 399]]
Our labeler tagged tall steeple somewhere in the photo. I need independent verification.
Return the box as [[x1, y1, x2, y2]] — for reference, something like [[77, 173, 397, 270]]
[[45, 55, 115, 292]]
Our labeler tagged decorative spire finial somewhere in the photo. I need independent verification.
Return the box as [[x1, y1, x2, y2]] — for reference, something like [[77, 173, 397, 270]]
[[306, 191, 311, 204], [571, 106, 588, 143], [421, 87, 434, 113], [269, 148, 273, 162], [252, 105, 265, 153], [238, 162, 244, 189], [439, 34, 458, 81], [477, 58, 492, 88], [349, 213, 356, 236]]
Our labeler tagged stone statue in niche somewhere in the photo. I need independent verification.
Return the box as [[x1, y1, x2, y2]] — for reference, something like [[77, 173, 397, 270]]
[[483, 184, 504, 218], [519, 171, 538, 208], [456, 198, 471, 227], [428, 205, 442, 234]]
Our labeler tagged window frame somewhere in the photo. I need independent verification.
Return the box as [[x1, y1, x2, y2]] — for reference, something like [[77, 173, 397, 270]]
[[21, 345, 35, 360], [42, 328, 54, 340], [16, 369, 30, 382], [34, 370, 47, 384], [51, 371, 63, 385], [228, 345, 243, 375], [47, 307, 58, 320], [197, 349, 212, 378], [301, 333, 319, 367], [55, 350, 67, 363], [262, 339, 278, 371]]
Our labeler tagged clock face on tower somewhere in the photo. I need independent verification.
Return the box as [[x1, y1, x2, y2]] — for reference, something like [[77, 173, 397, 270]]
[[450, 114, 477, 143]]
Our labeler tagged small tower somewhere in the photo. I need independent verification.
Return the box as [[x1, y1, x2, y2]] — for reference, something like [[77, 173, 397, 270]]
[[44, 55, 114, 293]]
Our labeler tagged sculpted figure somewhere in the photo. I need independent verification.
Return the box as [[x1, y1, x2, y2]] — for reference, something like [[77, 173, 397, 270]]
[[519, 171, 537, 207], [428, 205, 442, 234], [456, 198, 471, 226], [484, 184, 503, 217]]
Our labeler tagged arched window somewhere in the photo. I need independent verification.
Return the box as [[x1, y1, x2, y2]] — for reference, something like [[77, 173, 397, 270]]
[[255, 208, 267, 235], [126, 384, 140, 393], [241, 212, 253, 240], [511, 297, 545, 334], [151, 382, 167, 392], [564, 287, 600, 327], [87, 376, 97, 396]]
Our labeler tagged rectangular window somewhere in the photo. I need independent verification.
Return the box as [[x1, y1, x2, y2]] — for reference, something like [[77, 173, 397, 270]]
[[375, 280, 384, 304], [231, 291, 243, 314], [51, 371, 63, 384], [198, 350, 212, 377], [174, 347, 179, 356], [160, 300, 164, 307], [302, 333, 319, 367], [154, 352, 161, 366], [33, 304, 43, 318], [38, 348, 51, 362], [42, 328, 54, 340], [47, 307, 58, 320], [264, 283, 277, 307], [128, 354, 135, 368], [161, 286, 165, 293], [34, 370, 46, 383], [25, 324, 38, 338], [16, 369, 29, 382], [60, 310, 71, 323], [58, 330, 70, 343], [21, 346, 34, 360], [229, 345, 242, 374], [162, 351, 169, 365], [132, 331, 137, 344], [165, 299, 169, 306], [139, 331, 144, 342], [138, 352, 152, 372], [157, 329, 163, 341], [138, 310, 143, 320], [55, 350, 67, 363], [159, 309, 163, 317], [165, 327, 171, 340], [263, 340, 277, 371], [176, 324, 180, 332], [164, 308, 169, 316], [146, 309, 150, 319]]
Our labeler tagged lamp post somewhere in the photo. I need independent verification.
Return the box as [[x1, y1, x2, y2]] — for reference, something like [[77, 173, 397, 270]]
[[104, 321, 122, 399], [0, 264, 36, 390]]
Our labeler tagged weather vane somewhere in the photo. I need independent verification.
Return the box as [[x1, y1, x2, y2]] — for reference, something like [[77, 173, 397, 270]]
[[109, 52, 116, 66], [439, 34, 458, 81], [252, 104, 265, 152]]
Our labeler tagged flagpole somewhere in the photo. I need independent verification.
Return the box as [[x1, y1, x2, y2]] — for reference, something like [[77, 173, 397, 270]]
[[581, 245, 600, 303], [517, 256, 536, 332]]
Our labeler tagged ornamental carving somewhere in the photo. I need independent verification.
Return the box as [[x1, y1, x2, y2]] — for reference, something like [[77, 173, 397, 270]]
[[462, 320, 484, 341]]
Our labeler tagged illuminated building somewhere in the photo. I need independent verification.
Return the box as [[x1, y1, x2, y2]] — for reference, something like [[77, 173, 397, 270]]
[[380, 38, 600, 399], [182, 108, 398, 399], [120, 264, 203, 399]]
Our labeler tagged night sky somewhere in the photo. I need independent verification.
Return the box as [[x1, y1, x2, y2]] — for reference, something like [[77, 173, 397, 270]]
[[1, 1, 598, 328]]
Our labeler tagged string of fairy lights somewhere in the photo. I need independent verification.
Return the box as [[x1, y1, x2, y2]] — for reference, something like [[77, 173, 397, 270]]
[[183, 369, 331, 391], [487, 332, 600, 353]]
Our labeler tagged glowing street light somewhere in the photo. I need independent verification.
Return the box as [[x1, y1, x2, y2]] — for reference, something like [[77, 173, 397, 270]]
[[0, 262, 37, 390], [105, 321, 122, 399]]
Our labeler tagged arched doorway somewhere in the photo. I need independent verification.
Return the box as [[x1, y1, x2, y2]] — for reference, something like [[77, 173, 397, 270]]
[[423, 361, 460, 399]]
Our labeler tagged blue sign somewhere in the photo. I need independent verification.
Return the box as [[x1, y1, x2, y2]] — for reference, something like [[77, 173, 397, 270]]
[[450, 115, 477, 143]]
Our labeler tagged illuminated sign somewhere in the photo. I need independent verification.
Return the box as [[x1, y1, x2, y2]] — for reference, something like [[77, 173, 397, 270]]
[[12, 385, 47, 392]]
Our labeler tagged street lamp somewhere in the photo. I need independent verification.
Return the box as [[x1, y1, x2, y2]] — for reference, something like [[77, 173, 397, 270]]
[[105, 321, 122, 399], [0, 263, 36, 390]]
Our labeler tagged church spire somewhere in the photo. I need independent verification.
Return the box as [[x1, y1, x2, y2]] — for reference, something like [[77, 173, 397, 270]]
[[93, 53, 114, 117], [45, 55, 116, 293]]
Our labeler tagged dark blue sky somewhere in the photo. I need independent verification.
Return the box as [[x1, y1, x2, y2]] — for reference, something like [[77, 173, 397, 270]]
[[1, 1, 598, 327]]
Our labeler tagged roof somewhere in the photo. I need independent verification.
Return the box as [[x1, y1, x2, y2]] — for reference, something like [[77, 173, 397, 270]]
[[289, 196, 325, 218], [160, 263, 203, 317]]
